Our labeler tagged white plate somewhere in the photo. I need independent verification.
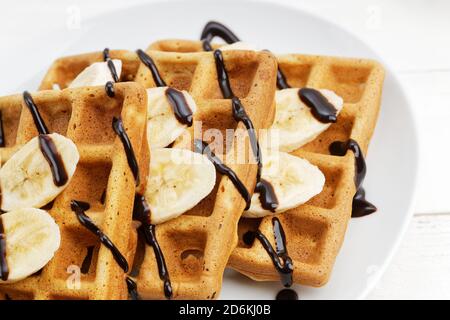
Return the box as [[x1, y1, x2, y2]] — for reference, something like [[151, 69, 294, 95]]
[[11, 0, 419, 300]]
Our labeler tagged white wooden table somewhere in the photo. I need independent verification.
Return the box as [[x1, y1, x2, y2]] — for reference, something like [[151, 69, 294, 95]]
[[1, 0, 448, 299]]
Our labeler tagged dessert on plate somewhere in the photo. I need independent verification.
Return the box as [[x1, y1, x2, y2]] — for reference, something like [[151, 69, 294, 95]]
[[0, 21, 384, 300]]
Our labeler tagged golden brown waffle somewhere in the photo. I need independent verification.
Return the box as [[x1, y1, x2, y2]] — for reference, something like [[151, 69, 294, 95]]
[[130, 47, 277, 299], [149, 40, 384, 287], [0, 82, 149, 299], [39, 50, 140, 91]]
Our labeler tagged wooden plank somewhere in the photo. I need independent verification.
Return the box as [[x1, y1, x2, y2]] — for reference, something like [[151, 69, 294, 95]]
[[368, 214, 450, 299]]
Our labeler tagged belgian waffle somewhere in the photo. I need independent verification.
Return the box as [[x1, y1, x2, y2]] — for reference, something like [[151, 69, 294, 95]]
[[131, 47, 277, 299], [0, 82, 149, 299], [149, 39, 385, 287]]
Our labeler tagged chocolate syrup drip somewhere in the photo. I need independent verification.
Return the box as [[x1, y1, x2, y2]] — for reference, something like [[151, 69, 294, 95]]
[[80, 245, 95, 274], [0, 216, 9, 281], [276, 68, 290, 90], [201, 21, 241, 52], [136, 49, 167, 87], [23, 91, 49, 135], [243, 217, 293, 287], [103, 48, 119, 82], [105, 81, 115, 98], [232, 97, 279, 211], [276, 288, 298, 300], [70, 200, 129, 273], [165, 88, 194, 126], [298, 88, 338, 123], [126, 276, 141, 300], [23, 92, 69, 186], [194, 139, 251, 210], [213, 50, 233, 99], [329, 139, 377, 218], [0, 111, 5, 147], [38, 135, 69, 186], [133, 194, 173, 299], [112, 117, 140, 186], [212, 50, 278, 211], [200, 21, 291, 91]]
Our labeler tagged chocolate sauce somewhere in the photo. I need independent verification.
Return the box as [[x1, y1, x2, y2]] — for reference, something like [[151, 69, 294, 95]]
[[165, 88, 194, 126], [276, 288, 298, 300], [105, 81, 115, 98], [0, 111, 5, 147], [0, 217, 9, 281], [213, 50, 233, 99], [133, 194, 173, 299], [212, 50, 279, 211], [243, 217, 293, 287], [298, 88, 338, 123], [23, 91, 49, 135], [80, 245, 95, 274], [200, 21, 291, 91], [126, 276, 141, 300], [23, 91, 69, 187], [194, 139, 251, 210], [70, 200, 129, 273], [38, 135, 69, 187], [329, 139, 377, 218], [136, 49, 167, 87], [112, 117, 140, 186], [103, 48, 119, 83], [201, 21, 241, 52]]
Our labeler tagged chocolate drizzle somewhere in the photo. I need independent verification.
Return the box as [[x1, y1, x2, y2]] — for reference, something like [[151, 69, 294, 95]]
[[201, 21, 241, 52], [136, 49, 167, 87], [23, 91, 69, 187], [165, 88, 194, 126], [200, 21, 291, 90], [112, 117, 140, 186], [329, 139, 377, 218], [23, 91, 49, 135], [194, 139, 251, 209], [133, 194, 173, 299], [276, 288, 298, 300], [0, 111, 5, 147], [38, 135, 69, 186], [298, 88, 338, 123], [70, 200, 129, 273], [243, 217, 294, 288], [126, 276, 141, 300], [103, 48, 119, 97], [0, 216, 9, 281], [212, 50, 278, 211], [213, 50, 234, 99]]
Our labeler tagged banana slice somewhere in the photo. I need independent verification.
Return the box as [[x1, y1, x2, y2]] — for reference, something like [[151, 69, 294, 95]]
[[261, 88, 343, 152], [145, 148, 216, 224], [220, 42, 258, 51], [146, 87, 197, 149], [69, 59, 122, 88], [244, 149, 325, 218], [0, 133, 79, 211], [0, 208, 60, 283]]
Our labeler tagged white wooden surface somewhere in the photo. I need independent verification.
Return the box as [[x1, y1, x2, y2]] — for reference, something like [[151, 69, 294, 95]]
[[1, 0, 449, 299]]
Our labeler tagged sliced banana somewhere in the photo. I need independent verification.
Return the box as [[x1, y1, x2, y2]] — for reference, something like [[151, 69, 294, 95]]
[[146, 87, 197, 149], [261, 88, 343, 152], [145, 148, 216, 224], [244, 149, 325, 218], [220, 41, 258, 51], [0, 133, 79, 211], [0, 208, 60, 283], [69, 59, 122, 88]]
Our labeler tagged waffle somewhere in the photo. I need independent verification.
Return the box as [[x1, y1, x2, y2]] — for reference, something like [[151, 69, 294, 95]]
[[0, 82, 149, 299], [130, 47, 277, 299], [39, 50, 141, 91], [149, 40, 385, 287]]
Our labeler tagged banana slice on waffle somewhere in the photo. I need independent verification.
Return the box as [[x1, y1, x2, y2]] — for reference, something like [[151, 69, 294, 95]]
[[0, 208, 60, 283]]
